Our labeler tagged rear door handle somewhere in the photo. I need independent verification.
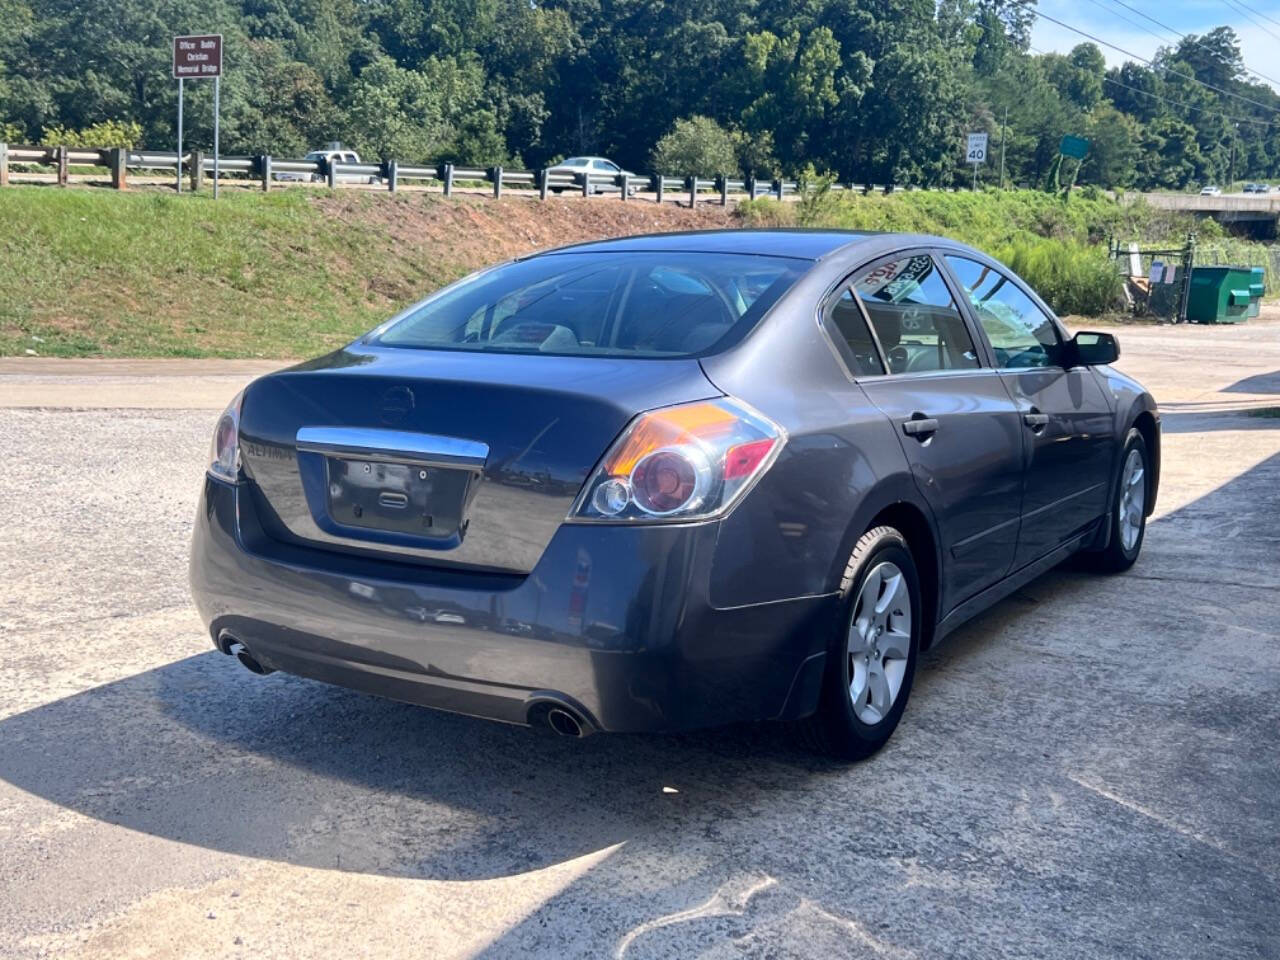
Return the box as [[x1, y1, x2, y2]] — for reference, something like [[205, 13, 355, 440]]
[[902, 416, 939, 438]]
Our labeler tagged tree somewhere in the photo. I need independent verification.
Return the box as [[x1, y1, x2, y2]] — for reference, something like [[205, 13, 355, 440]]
[[651, 115, 737, 175], [1083, 103, 1140, 188]]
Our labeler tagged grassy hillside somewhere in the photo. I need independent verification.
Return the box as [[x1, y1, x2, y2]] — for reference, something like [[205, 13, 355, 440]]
[[0, 186, 1261, 357], [0, 189, 735, 358]]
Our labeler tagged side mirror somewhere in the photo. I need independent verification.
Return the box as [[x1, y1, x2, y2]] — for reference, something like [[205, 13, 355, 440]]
[[1070, 331, 1119, 366]]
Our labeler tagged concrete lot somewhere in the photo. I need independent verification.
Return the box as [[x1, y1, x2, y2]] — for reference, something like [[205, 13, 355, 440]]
[[1, 321, 1278, 959]]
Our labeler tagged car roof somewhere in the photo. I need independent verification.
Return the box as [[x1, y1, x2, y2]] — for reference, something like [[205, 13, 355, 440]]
[[528, 228, 968, 262]]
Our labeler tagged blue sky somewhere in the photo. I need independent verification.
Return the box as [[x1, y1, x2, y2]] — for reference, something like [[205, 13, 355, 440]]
[[1031, 0, 1280, 90]]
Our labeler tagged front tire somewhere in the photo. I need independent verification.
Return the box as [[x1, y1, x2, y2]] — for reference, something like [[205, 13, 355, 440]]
[[797, 526, 921, 760], [1082, 428, 1148, 573]]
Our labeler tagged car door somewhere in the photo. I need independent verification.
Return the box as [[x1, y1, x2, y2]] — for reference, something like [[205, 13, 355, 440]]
[[943, 254, 1114, 568], [828, 252, 1026, 613]]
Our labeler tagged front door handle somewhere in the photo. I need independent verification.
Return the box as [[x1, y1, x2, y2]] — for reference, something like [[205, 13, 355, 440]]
[[902, 416, 939, 439], [1023, 409, 1050, 431]]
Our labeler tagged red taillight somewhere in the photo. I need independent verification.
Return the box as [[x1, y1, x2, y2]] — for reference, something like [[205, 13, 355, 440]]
[[570, 397, 785, 523], [724, 438, 777, 480], [632, 449, 706, 515]]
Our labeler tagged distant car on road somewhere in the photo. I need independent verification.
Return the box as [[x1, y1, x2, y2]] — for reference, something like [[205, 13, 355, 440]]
[[191, 229, 1160, 760], [276, 147, 380, 185], [1200, 185, 1222, 196], [1243, 183, 1272, 194], [547, 156, 637, 194]]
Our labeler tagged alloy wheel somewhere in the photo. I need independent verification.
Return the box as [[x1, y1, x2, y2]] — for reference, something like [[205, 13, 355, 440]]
[[847, 561, 912, 724], [1118, 448, 1146, 551]]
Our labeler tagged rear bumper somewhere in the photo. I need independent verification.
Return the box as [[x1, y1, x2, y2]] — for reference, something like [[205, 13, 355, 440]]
[[189, 477, 834, 733]]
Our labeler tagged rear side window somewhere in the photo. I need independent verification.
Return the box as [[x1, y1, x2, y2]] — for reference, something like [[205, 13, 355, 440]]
[[945, 256, 1061, 369], [374, 252, 809, 358], [852, 255, 980, 374], [828, 289, 885, 376]]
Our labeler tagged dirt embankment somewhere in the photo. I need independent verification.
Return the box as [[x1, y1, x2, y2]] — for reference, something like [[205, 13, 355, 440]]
[[312, 191, 739, 266]]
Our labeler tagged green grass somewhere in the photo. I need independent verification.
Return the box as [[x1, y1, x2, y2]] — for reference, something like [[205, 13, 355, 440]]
[[0, 188, 466, 357]]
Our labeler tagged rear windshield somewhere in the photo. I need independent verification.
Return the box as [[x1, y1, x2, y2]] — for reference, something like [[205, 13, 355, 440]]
[[372, 251, 809, 358]]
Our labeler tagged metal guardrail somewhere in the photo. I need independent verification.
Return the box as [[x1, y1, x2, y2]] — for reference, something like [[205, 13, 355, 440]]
[[0, 141, 974, 202]]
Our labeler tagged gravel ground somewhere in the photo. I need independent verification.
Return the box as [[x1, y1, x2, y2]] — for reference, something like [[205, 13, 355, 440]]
[[0, 322, 1278, 959]]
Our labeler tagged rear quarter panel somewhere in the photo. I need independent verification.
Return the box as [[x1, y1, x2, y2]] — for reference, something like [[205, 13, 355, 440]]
[[700, 256, 936, 609]]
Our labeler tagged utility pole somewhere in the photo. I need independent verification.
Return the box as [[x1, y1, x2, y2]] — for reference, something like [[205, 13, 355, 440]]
[[1228, 124, 1237, 189], [999, 105, 1008, 191]]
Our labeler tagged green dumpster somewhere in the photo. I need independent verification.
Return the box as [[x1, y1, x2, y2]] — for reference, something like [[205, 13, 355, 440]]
[[1248, 266, 1265, 319], [1186, 265, 1254, 324]]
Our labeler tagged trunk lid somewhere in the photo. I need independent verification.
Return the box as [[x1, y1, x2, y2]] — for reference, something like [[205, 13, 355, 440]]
[[238, 345, 720, 574]]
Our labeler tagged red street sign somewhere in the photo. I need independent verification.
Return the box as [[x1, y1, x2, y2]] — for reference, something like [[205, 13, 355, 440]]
[[173, 35, 222, 79]]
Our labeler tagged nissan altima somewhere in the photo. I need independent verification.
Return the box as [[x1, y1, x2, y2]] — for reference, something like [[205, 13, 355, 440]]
[[190, 230, 1159, 759]]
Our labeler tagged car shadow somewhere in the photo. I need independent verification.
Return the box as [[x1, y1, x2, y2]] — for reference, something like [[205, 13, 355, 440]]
[[1224, 369, 1280, 394], [0, 645, 845, 882]]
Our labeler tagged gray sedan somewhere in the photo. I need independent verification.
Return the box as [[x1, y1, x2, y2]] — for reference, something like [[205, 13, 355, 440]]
[[190, 230, 1159, 759]]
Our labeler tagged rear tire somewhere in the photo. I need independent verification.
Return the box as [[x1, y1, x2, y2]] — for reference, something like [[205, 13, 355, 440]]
[[796, 526, 921, 761], [1082, 428, 1148, 573]]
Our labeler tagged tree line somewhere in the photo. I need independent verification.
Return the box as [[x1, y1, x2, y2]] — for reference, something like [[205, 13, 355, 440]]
[[1, 0, 1276, 190]]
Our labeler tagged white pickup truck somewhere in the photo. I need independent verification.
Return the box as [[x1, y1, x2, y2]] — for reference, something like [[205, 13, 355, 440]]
[[276, 147, 381, 184]]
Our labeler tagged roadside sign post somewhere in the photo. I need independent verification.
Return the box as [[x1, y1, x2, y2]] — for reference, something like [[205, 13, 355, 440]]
[[175, 77, 183, 194], [213, 75, 220, 198], [966, 132, 988, 190], [173, 34, 223, 197]]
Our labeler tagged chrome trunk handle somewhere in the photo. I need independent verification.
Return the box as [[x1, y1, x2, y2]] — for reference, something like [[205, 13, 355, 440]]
[[295, 427, 489, 470]]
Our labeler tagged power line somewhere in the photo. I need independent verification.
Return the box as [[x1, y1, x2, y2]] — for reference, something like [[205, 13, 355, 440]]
[[1103, 72, 1274, 126], [1105, 0, 1280, 88], [1227, 0, 1280, 30], [1101, 0, 1184, 43], [1029, 43, 1275, 126], [1022, 2, 1280, 115], [1220, 0, 1280, 44], [1085, 0, 1180, 45]]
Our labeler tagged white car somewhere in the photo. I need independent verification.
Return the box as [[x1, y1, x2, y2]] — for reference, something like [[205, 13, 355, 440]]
[[1199, 185, 1222, 196], [546, 156, 638, 194]]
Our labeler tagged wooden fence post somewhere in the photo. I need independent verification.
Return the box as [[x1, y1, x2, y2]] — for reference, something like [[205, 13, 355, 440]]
[[442, 162, 454, 196], [0, 143, 8, 188], [387, 160, 398, 193], [259, 155, 272, 191], [687, 176, 696, 209], [718, 174, 728, 206], [772, 178, 782, 201], [492, 166, 502, 198], [109, 147, 127, 190], [745, 175, 755, 199], [326, 157, 338, 189], [580, 171, 590, 198], [190, 150, 203, 191], [538, 168, 549, 200], [56, 146, 69, 187], [655, 174, 664, 206], [619, 172, 629, 201]]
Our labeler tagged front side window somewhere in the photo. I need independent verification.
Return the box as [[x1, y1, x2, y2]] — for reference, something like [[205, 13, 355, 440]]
[[945, 256, 1061, 369], [374, 252, 808, 358], [851, 254, 980, 374]]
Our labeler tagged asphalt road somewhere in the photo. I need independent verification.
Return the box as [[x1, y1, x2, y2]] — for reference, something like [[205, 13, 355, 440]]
[[1, 321, 1278, 959]]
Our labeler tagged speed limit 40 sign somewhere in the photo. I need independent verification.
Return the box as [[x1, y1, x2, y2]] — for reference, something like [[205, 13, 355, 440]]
[[966, 132, 988, 165]]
